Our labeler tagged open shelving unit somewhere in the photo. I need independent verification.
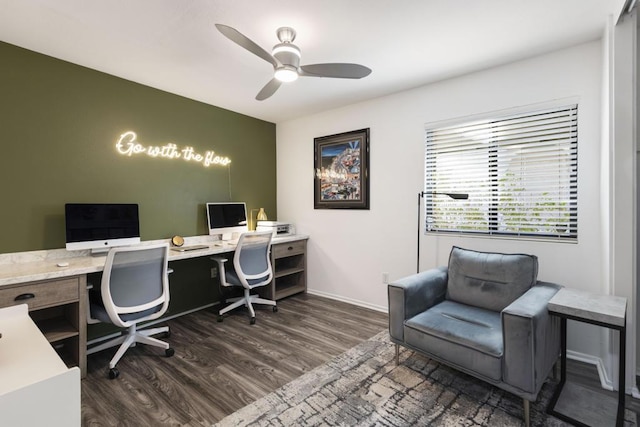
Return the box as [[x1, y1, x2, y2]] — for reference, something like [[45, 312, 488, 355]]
[[262, 238, 307, 300]]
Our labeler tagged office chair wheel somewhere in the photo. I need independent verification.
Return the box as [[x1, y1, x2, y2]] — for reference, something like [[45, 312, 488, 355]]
[[273, 306, 278, 312], [165, 348, 175, 357], [250, 317, 256, 325], [217, 314, 223, 322], [108, 368, 119, 380]]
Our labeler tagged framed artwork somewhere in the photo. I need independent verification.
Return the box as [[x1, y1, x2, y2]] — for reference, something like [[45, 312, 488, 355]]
[[314, 128, 370, 209]]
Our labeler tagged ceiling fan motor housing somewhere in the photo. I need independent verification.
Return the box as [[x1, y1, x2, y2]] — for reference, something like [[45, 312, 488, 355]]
[[272, 42, 300, 68]]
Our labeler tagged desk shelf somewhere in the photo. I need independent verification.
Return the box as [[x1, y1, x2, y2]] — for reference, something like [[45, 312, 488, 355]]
[[262, 239, 308, 301], [274, 266, 305, 279], [38, 317, 79, 342]]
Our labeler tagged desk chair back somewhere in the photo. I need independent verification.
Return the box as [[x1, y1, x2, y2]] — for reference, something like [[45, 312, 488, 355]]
[[213, 231, 277, 324], [233, 231, 273, 289], [101, 243, 170, 328], [89, 243, 174, 379]]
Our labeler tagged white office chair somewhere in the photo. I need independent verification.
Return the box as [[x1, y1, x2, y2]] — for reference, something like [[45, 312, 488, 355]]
[[86, 243, 174, 379], [212, 231, 277, 324]]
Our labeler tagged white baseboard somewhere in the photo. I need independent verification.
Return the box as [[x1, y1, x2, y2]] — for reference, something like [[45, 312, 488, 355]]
[[568, 350, 640, 397], [306, 289, 388, 313], [566, 350, 614, 391]]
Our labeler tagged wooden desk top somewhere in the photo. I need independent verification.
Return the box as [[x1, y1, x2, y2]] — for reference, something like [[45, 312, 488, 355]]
[[0, 234, 308, 287]]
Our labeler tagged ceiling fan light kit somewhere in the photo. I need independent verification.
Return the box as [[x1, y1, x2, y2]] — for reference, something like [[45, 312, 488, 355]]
[[275, 66, 298, 82], [215, 23, 372, 100]]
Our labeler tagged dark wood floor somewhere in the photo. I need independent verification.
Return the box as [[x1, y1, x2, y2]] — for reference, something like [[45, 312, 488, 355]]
[[81, 293, 388, 426], [82, 293, 639, 426]]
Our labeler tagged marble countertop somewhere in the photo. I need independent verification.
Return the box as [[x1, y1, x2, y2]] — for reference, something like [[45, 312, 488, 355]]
[[548, 287, 627, 327], [0, 234, 308, 287]]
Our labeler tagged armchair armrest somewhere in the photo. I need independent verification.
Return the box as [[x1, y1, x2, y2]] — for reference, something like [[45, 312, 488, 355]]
[[388, 266, 448, 342], [502, 281, 561, 396]]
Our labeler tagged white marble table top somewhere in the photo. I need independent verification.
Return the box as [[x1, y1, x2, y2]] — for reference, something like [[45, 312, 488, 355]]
[[548, 287, 627, 327], [0, 234, 308, 287]]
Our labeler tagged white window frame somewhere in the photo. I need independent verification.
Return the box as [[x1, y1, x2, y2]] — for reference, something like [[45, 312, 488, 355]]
[[424, 104, 578, 241]]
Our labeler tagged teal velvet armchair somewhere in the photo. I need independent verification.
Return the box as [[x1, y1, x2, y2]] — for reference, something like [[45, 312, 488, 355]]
[[388, 246, 561, 427]]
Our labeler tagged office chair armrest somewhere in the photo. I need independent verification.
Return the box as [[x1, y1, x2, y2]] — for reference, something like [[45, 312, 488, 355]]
[[85, 282, 101, 325], [210, 256, 229, 265], [211, 256, 230, 286]]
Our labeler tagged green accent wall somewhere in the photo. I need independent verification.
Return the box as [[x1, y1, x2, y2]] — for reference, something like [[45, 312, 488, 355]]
[[0, 41, 276, 254], [0, 41, 277, 338]]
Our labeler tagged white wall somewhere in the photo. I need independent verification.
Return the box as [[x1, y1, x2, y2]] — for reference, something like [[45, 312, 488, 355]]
[[277, 41, 610, 362]]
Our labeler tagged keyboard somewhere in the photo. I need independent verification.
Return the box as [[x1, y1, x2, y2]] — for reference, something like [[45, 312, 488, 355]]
[[171, 245, 209, 252]]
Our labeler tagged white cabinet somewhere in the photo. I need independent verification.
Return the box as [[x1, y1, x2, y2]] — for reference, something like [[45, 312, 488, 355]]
[[0, 304, 80, 426]]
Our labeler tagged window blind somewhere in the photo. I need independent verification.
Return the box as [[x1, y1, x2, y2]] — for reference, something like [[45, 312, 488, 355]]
[[424, 104, 578, 240]]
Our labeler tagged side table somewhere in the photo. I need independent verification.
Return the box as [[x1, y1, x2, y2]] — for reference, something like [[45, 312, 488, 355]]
[[547, 287, 627, 427]]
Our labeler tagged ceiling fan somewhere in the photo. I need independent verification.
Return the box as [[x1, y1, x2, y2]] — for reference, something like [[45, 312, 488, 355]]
[[215, 24, 372, 101]]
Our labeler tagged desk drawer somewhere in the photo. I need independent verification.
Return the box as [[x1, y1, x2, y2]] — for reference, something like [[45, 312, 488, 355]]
[[273, 240, 306, 258], [0, 278, 79, 311]]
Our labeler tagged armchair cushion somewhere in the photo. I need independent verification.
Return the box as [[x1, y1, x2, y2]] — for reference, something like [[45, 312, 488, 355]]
[[446, 246, 539, 311], [404, 300, 503, 380]]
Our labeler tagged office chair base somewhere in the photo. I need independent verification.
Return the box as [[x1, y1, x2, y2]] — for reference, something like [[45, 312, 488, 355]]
[[109, 368, 120, 379], [89, 323, 173, 378], [218, 289, 277, 324]]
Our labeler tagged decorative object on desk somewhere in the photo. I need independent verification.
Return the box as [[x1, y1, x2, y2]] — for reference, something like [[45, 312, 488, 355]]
[[171, 235, 184, 247], [314, 128, 370, 210], [416, 191, 468, 273], [249, 207, 268, 230]]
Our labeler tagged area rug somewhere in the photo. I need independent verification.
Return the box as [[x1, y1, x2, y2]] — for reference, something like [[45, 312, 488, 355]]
[[214, 331, 636, 426]]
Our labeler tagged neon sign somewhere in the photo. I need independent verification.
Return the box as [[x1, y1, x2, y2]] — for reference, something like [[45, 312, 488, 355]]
[[115, 131, 231, 167]]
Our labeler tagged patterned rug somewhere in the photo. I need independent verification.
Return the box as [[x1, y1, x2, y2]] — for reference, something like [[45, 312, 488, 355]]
[[214, 331, 636, 426]]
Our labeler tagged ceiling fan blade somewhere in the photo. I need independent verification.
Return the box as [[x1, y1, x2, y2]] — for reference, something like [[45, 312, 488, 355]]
[[215, 24, 280, 68], [300, 63, 372, 79], [256, 78, 282, 101]]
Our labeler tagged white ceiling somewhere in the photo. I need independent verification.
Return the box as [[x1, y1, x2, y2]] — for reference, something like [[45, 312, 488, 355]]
[[0, 0, 628, 124]]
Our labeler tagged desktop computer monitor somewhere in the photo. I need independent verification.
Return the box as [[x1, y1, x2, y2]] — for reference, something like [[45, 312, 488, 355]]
[[65, 203, 141, 254], [206, 202, 248, 240]]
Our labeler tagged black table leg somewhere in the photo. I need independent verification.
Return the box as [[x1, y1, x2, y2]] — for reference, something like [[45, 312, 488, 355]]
[[617, 326, 625, 427]]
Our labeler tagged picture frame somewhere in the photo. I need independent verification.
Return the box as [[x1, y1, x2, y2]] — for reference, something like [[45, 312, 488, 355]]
[[314, 128, 370, 210]]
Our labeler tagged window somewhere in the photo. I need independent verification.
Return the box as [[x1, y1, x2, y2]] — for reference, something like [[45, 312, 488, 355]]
[[424, 104, 577, 240]]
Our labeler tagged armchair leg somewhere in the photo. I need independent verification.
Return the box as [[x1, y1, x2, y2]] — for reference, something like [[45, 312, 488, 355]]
[[552, 358, 559, 381], [395, 344, 399, 365], [523, 398, 530, 427]]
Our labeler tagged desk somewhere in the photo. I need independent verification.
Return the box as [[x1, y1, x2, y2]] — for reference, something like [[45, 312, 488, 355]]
[[547, 288, 627, 427], [0, 234, 308, 378]]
